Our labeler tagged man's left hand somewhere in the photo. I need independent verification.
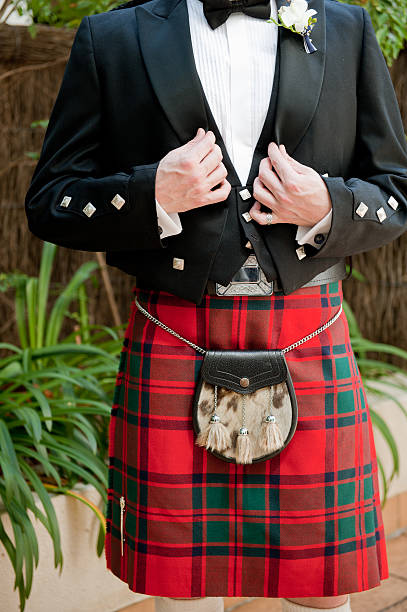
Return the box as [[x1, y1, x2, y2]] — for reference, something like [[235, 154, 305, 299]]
[[249, 142, 332, 227]]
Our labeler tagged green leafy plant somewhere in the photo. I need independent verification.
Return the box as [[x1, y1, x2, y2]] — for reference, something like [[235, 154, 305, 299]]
[[0, 242, 123, 611], [340, 0, 407, 65], [1, 0, 122, 30]]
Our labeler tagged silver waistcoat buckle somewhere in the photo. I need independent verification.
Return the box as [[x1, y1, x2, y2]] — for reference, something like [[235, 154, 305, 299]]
[[215, 255, 274, 296]]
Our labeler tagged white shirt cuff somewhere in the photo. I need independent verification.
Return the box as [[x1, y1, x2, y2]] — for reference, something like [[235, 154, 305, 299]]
[[155, 199, 183, 239], [295, 209, 332, 249]]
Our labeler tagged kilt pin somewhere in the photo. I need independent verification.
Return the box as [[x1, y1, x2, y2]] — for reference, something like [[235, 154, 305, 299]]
[[104, 281, 389, 598]]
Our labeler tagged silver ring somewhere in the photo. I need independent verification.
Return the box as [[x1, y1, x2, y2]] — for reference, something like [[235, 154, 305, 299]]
[[265, 212, 273, 225]]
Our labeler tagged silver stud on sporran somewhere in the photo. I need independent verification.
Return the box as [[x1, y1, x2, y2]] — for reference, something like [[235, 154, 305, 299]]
[[265, 415, 276, 423]]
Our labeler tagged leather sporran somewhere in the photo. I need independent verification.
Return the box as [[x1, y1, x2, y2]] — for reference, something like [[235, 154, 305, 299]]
[[192, 349, 298, 464]]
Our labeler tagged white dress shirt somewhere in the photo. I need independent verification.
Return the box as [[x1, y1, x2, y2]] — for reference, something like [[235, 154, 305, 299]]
[[155, 0, 332, 246]]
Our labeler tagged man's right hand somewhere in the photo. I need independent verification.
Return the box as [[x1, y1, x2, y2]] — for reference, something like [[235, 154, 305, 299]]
[[155, 127, 231, 214]]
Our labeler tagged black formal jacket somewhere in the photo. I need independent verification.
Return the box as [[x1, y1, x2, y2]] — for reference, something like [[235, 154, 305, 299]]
[[25, 0, 407, 304]]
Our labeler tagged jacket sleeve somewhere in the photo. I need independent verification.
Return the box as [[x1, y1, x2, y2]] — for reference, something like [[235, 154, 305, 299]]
[[304, 7, 407, 260], [25, 16, 164, 252]]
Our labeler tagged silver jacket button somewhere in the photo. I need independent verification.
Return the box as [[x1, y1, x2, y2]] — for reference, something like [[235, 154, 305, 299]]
[[296, 246, 306, 260], [173, 257, 184, 270], [60, 196, 72, 208], [83, 202, 96, 217], [111, 194, 125, 210], [388, 196, 399, 210], [239, 188, 251, 201], [355, 202, 368, 218], [376, 207, 387, 223]]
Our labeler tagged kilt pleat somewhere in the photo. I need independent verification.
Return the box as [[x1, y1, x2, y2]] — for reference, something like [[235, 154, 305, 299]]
[[104, 281, 389, 597]]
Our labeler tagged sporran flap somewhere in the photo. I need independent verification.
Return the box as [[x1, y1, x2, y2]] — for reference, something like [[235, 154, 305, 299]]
[[201, 350, 288, 393]]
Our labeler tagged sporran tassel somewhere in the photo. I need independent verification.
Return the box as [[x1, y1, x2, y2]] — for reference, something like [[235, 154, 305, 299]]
[[195, 386, 231, 452], [260, 386, 285, 453], [236, 427, 253, 464], [236, 394, 253, 464], [260, 415, 284, 453]]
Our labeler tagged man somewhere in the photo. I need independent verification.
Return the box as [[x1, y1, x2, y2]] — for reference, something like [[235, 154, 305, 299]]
[[25, 0, 407, 610]]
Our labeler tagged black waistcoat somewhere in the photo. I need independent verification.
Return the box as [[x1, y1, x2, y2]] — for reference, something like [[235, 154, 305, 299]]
[[206, 43, 281, 284]]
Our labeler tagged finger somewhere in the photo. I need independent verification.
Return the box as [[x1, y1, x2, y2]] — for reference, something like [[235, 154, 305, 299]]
[[279, 144, 290, 161], [253, 175, 279, 209], [206, 162, 228, 190], [186, 127, 206, 148], [279, 144, 311, 174], [193, 130, 217, 162], [192, 127, 206, 141], [279, 144, 297, 167], [202, 178, 231, 205], [257, 160, 285, 200], [268, 141, 298, 184], [249, 200, 278, 225], [200, 144, 223, 175]]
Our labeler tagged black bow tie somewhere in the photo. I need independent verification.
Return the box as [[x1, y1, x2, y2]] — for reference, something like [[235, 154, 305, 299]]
[[198, 0, 271, 30]]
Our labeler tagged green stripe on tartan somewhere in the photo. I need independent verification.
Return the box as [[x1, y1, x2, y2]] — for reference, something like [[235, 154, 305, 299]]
[[113, 536, 382, 558], [109, 456, 374, 485]]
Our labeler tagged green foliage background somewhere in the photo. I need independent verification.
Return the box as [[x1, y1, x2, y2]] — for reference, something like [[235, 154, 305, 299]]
[[339, 0, 407, 65], [11, 0, 407, 65], [17, 0, 119, 29]]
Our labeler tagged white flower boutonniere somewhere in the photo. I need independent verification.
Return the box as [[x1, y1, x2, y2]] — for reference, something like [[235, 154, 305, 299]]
[[269, 0, 318, 54]]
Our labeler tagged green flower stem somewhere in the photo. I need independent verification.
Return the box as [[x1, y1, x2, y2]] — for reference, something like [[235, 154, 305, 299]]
[[268, 15, 298, 33], [267, 14, 316, 34]]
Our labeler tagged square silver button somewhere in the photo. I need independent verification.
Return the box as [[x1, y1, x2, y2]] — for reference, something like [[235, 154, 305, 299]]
[[388, 196, 399, 210], [60, 196, 72, 208], [355, 202, 368, 218], [173, 257, 184, 271], [376, 207, 387, 223], [83, 202, 96, 218], [111, 194, 125, 210], [296, 246, 306, 260], [242, 212, 252, 223], [239, 188, 251, 201]]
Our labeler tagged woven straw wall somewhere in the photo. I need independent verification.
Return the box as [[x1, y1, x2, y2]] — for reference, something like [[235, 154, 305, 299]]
[[1, 23, 407, 356]]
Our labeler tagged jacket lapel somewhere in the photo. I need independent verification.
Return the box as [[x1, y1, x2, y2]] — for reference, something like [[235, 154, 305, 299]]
[[274, 0, 326, 155], [137, 0, 209, 145]]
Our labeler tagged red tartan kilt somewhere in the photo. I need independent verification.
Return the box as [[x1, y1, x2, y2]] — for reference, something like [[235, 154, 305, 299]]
[[104, 281, 389, 598]]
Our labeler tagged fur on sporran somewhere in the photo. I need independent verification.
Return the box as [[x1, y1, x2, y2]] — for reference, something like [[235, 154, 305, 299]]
[[195, 382, 293, 463]]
